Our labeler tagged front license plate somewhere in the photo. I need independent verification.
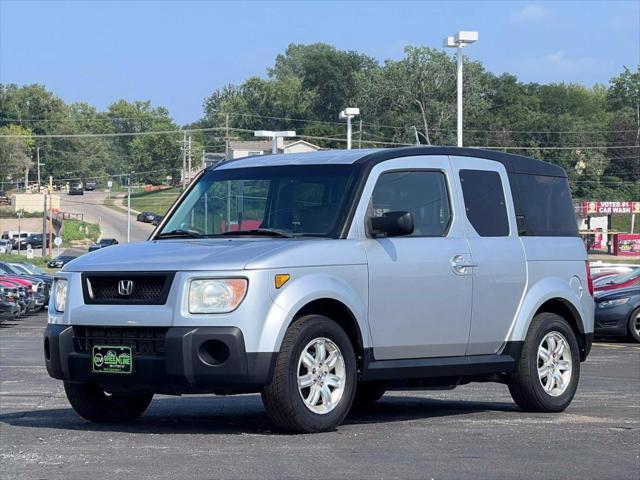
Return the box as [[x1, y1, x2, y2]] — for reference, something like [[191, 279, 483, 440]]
[[92, 345, 133, 374]]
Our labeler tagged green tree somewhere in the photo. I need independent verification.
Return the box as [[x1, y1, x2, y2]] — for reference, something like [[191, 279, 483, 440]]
[[0, 124, 34, 188]]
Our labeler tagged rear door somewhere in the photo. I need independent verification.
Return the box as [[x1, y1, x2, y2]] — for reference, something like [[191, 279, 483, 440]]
[[450, 156, 527, 355]]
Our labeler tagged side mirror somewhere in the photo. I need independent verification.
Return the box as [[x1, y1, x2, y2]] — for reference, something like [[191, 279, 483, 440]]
[[367, 211, 414, 238]]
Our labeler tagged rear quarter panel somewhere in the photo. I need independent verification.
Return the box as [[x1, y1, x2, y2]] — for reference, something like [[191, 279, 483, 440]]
[[508, 237, 594, 342]]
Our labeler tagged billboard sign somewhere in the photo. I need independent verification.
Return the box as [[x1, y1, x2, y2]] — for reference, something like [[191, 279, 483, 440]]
[[582, 201, 640, 215]]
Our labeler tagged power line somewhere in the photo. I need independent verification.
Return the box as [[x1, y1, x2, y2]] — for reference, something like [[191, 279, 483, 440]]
[[4, 112, 637, 135]]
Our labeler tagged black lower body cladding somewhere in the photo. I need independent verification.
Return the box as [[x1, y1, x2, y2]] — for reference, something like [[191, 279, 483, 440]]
[[44, 324, 276, 395]]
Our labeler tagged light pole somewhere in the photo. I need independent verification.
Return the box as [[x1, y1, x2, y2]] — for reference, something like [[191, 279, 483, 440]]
[[339, 108, 360, 150], [254, 131, 296, 155], [443, 31, 478, 147]]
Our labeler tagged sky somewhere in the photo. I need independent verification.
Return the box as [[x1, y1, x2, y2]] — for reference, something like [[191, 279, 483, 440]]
[[1, 0, 639, 125]]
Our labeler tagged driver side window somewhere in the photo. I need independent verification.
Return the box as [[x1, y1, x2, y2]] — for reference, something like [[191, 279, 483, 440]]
[[369, 170, 451, 237]]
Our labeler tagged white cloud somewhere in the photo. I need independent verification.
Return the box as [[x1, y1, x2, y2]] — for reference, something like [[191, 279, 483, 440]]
[[510, 4, 551, 24]]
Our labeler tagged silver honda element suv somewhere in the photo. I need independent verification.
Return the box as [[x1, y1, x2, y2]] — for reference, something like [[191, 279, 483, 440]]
[[45, 147, 594, 433]]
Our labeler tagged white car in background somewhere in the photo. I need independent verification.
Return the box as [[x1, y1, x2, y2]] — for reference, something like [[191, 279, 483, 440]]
[[0, 239, 13, 255]]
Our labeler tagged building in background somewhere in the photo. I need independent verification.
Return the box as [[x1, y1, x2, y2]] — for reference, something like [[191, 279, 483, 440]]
[[228, 139, 321, 159]]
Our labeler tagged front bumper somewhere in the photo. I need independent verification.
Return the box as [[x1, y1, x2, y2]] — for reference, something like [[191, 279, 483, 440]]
[[0, 302, 20, 319], [44, 324, 276, 395], [594, 304, 633, 337]]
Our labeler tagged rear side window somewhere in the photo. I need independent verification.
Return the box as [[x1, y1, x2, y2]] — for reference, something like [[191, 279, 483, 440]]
[[459, 169, 510, 237], [370, 171, 451, 237], [514, 174, 578, 237]]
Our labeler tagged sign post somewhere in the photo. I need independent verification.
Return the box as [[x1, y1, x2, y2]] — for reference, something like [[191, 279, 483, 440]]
[[54, 236, 62, 258]]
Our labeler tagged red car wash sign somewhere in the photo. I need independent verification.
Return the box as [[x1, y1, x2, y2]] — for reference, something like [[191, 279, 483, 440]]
[[583, 201, 640, 215]]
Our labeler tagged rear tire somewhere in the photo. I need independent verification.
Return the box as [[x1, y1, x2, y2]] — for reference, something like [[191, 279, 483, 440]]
[[64, 382, 153, 423], [261, 315, 357, 433], [628, 308, 640, 343], [508, 312, 580, 412]]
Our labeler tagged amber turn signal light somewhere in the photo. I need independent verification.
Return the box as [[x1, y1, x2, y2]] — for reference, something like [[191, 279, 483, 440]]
[[275, 274, 290, 289]]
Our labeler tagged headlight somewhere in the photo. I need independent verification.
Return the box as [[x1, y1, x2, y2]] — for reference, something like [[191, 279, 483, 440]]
[[188, 278, 247, 314], [54, 279, 68, 312], [598, 297, 630, 309]]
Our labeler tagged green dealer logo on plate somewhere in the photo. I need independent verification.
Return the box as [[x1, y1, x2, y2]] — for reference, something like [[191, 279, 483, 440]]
[[92, 346, 132, 374]]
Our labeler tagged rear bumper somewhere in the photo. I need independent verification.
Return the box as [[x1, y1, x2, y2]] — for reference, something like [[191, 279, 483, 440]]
[[44, 324, 276, 395]]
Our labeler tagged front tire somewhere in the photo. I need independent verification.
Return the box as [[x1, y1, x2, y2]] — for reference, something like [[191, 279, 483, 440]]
[[628, 308, 640, 343], [261, 315, 357, 433], [508, 312, 580, 412], [64, 382, 153, 423]]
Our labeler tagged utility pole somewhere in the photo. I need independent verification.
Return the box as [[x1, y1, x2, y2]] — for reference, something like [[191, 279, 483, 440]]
[[225, 113, 230, 160], [202, 148, 206, 170], [187, 136, 192, 185], [358, 119, 363, 149], [42, 193, 47, 258], [127, 176, 132, 243], [17, 211, 22, 256], [181, 131, 187, 190], [48, 176, 53, 257], [36, 147, 41, 191], [24, 167, 29, 192]]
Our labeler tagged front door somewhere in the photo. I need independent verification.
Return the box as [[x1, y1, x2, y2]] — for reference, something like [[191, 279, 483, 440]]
[[360, 156, 473, 360]]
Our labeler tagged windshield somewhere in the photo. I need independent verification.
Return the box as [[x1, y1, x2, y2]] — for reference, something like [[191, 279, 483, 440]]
[[159, 164, 360, 239]]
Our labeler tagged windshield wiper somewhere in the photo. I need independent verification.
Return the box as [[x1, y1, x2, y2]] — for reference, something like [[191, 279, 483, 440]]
[[156, 229, 203, 239], [218, 228, 292, 238]]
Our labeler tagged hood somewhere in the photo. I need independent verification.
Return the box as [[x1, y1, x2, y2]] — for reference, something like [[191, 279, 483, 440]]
[[63, 238, 292, 272], [594, 286, 640, 300]]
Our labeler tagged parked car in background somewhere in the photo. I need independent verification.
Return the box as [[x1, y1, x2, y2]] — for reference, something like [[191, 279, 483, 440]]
[[8, 232, 31, 249], [0, 275, 42, 313], [84, 180, 97, 191], [17, 233, 56, 250], [0, 284, 20, 320], [151, 215, 163, 226], [47, 255, 78, 269], [594, 267, 640, 293], [0, 239, 13, 255], [589, 262, 637, 277], [0, 262, 51, 309], [69, 182, 84, 195], [0, 191, 10, 205], [594, 286, 640, 343], [88, 238, 119, 252], [137, 211, 157, 223]]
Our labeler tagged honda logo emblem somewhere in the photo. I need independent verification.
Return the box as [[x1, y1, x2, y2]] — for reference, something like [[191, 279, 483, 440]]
[[117, 280, 134, 296]]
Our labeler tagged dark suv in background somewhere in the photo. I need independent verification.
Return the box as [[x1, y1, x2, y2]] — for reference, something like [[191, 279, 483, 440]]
[[84, 180, 97, 191], [69, 182, 84, 195]]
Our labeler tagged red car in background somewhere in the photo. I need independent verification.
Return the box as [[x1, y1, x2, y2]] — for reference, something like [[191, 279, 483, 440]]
[[594, 267, 640, 292]]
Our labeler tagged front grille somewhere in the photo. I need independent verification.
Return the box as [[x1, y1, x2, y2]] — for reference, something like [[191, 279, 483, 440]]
[[82, 272, 174, 305], [73, 326, 169, 355]]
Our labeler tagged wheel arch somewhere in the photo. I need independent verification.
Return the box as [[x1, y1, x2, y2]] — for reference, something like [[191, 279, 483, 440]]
[[535, 298, 589, 361], [293, 298, 365, 367]]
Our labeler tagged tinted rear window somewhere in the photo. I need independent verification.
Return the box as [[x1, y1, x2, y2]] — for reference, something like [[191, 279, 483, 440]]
[[459, 169, 510, 237], [514, 174, 578, 237]]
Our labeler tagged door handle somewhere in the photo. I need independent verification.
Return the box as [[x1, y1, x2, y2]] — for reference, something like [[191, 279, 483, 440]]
[[451, 255, 477, 275]]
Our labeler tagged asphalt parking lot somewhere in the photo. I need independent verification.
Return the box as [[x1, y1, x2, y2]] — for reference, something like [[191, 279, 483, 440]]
[[0, 312, 638, 479]]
